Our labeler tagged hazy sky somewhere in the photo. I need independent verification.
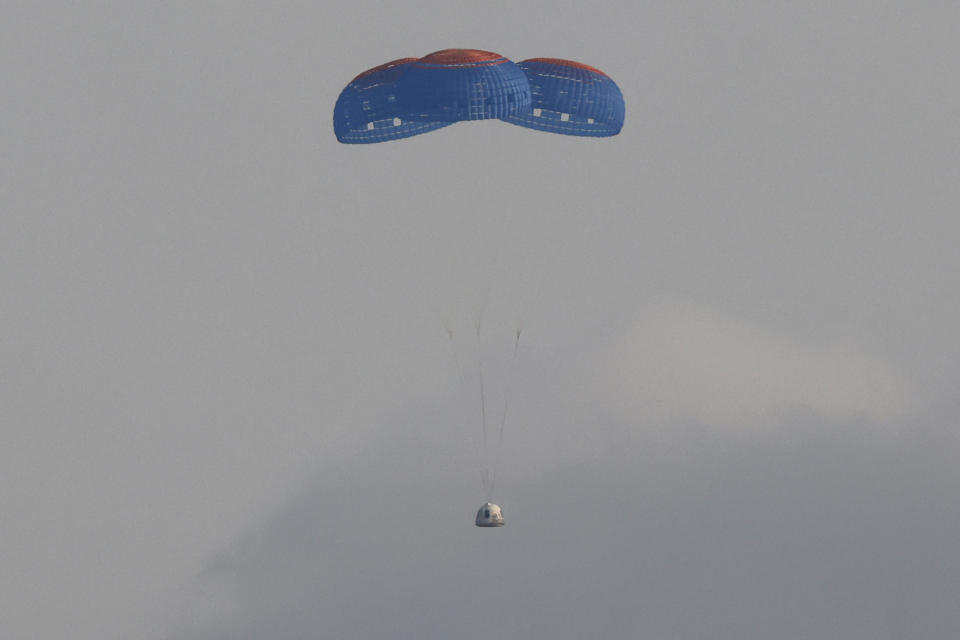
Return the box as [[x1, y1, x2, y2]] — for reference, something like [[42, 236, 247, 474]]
[[3, 2, 959, 638]]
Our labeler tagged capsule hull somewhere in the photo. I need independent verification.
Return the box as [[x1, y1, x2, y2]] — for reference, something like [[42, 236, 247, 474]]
[[475, 502, 505, 527]]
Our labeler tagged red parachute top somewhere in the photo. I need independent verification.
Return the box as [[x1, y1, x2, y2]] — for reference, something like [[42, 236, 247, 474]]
[[414, 49, 509, 68], [522, 57, 609, 77]]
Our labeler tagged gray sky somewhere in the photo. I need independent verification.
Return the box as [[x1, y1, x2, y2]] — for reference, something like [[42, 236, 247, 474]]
[[3, 2, 959, 638]]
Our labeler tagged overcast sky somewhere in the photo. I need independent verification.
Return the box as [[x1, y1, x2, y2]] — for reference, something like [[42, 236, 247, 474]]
[[3, 2, 960, 639]]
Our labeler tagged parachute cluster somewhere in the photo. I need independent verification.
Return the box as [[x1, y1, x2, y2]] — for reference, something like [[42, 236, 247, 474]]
[[334, 49, 625, 143]]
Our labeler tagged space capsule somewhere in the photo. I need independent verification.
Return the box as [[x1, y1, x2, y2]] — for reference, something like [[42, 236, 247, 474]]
[[475, 502, 505, 527]]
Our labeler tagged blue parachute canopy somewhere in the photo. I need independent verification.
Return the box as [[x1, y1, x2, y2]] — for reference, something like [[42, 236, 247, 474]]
[[501, 58, 625, 137], [333, 58, 453, 144], [396, 49, 531, 122], [333, 51, 623, 143]]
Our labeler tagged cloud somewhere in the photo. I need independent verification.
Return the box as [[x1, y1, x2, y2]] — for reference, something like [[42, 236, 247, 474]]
[[163, 403, 960, 640], [586, 301, 916, 431]]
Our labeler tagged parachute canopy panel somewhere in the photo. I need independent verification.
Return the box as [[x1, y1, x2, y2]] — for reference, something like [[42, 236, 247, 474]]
[[333, 58, 452, 144], [501, 58, 625, 137], [397, 49, 532, 122]]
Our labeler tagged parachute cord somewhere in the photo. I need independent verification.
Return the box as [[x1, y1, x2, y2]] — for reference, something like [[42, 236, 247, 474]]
[[443, 320, 486, 495], [475, 315, 490, 497], [490, 328, 522, 495], [479, 366, 489, 495], [490, 397, 508, 495]]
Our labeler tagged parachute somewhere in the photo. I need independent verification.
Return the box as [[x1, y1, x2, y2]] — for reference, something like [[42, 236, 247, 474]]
[[501, 58, 625, 137], [334, 48, 625, 525], [333, 49, 624, 143], [396, 50, 531, 122], [331, 58, 453, 144]]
